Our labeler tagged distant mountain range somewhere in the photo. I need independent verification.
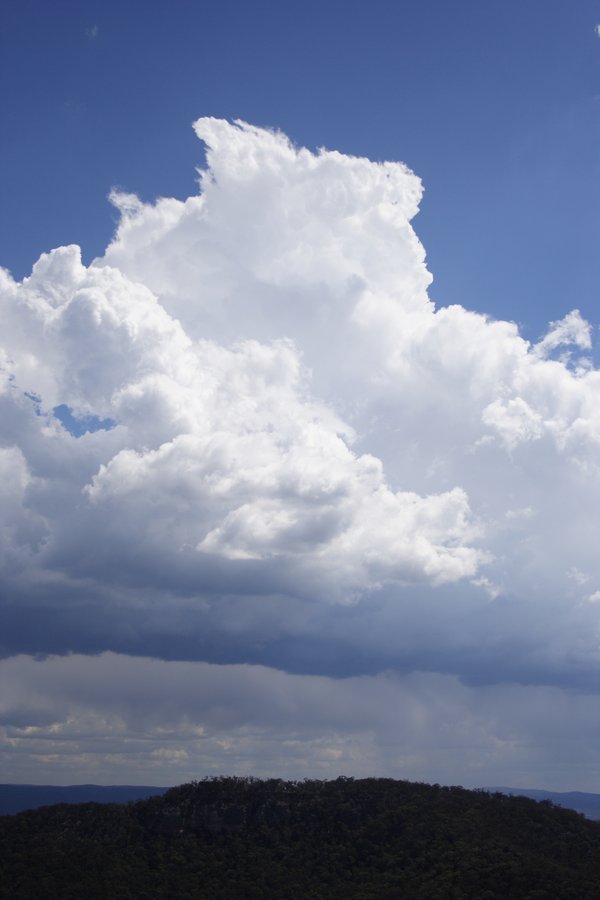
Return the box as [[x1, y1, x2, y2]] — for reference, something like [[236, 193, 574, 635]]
[[0, 783, 169, 815], [2, 781, 599, 819], [483, 787, 600, 820]]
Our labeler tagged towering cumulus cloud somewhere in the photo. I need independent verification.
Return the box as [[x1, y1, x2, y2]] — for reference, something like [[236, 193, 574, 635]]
[[1, 120, 599, 786]]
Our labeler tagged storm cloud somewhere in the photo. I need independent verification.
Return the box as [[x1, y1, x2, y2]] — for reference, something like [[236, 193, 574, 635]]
[[1, 120, 599, 785]]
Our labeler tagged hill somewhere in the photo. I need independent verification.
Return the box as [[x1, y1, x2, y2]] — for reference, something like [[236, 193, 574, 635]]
[[1, 777, 600, 898]]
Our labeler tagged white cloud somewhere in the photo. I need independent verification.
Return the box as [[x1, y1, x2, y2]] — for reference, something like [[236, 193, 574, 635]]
[[1, 220, 484, 604], [532, 309, 592, 361], [2, 119, 600, 788], [481, 397, 544, 450]]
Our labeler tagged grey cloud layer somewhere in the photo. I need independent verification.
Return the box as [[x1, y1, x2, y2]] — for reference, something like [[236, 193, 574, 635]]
[[2, 653, 600, 790], [1, 120, 600, 782]]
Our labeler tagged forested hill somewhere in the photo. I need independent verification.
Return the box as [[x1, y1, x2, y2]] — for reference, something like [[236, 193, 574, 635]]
[[2, 777, 600, 899]]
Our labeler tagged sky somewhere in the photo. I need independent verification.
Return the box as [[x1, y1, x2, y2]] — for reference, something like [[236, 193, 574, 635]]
[[0, 1, 599, 789]]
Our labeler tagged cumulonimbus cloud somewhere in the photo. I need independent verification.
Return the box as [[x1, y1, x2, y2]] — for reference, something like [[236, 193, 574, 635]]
[[1, 118, 599, 685]]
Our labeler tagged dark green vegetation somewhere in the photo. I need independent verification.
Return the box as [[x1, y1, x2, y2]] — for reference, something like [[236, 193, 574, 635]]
[[2, 777, 600, 899]]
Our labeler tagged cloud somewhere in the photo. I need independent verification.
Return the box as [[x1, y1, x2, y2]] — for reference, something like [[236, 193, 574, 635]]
[[1, 119, 600, 782], [532, 309, 592, 363], [2, 653, 600, 790]]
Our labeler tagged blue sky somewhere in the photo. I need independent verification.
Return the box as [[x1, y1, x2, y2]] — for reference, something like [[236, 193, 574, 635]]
[[2, 0, 598, 339], [1, 2, 600, 789]]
